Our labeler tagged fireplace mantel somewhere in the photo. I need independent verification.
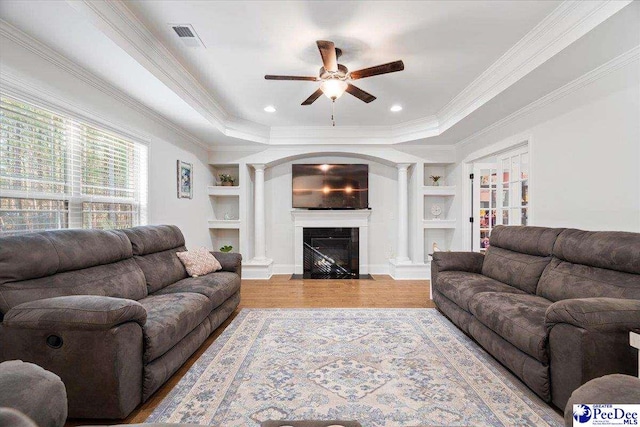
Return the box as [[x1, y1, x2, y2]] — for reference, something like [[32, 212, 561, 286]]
[[291, 209, 371, 275], [291, 209, 371, 227]]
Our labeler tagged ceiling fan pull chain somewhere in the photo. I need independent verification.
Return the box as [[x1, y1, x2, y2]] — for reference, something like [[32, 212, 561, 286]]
[[331, 99, 336, 127]]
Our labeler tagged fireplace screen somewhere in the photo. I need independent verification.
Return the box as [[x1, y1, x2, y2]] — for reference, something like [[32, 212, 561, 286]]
[[303, 228, 359, 279]]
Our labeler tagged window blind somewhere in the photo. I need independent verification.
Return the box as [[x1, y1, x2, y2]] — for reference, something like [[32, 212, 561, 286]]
[[0, 95, 148, 235]]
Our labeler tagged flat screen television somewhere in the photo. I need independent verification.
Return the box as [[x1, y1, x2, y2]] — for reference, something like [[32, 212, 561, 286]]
[[292, 164, 368, 209]]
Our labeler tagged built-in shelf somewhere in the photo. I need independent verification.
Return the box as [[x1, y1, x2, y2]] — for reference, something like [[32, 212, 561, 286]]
[[423, 219, 457, 229], [208, 185, 240, 196], [208, 220, 241, 229], [422, 185, 456, 196]]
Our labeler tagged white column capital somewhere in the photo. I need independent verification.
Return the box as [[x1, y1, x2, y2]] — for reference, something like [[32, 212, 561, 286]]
[[396, 163, 411, 171], [250, 163, 267, 172]]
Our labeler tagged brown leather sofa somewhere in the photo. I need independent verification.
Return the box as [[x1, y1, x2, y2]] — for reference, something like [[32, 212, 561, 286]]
[[431, 225, 640, 409], [0, 225, 241, 419]]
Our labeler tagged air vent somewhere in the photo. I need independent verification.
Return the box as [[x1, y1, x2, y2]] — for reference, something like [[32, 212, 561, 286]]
[[173, 26, 194, 38], [168, 24, 205, 48]]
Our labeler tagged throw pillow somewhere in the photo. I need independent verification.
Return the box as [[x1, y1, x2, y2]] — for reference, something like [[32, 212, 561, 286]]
[[176, 247, 222, 277]]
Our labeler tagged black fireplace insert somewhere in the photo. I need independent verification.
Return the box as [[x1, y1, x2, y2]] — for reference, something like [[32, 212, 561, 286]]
[[301, 227, 359, 279]]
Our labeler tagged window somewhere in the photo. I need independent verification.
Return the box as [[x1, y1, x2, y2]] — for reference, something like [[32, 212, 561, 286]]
[[0, 95, 148, 235], [497, 147, 529, 226]]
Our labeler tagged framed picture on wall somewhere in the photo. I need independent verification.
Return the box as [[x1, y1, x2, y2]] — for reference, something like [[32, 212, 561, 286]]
[[177, 160, 193, 199]]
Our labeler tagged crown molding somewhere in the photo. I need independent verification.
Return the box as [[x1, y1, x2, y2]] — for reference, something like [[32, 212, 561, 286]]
[[456, 45, 640, 148], [67, 0, 270, 144], [0, 19, 210, 151], [437, 0, 632, 133], [67, 1, 227, 125], [268, 115, 440, 145], [0, 71, 154, 146], [209, 143, 449, 167], [7, 0, 632, 147]]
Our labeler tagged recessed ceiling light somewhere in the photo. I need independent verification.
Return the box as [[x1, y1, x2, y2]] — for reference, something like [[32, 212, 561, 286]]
[[264, 105, 276, 113], [390, 105, 403, 112]]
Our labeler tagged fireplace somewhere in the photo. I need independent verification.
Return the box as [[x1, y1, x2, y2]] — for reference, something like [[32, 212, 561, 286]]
[[303, 228, 359, 279], [291, 209, 371, 277]]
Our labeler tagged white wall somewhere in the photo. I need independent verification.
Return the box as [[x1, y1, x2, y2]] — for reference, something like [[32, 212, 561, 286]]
[[264, 156, 398, 273], [0, 34, 216, 248], [459, 60, 640, 233]]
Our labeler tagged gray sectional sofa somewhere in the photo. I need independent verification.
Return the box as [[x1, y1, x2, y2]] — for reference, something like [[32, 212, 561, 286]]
[[431, 225, 640, 409], [0, 225, 241, 419]]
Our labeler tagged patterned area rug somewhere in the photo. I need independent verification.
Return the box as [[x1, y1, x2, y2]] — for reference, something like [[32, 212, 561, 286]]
[[147, 309, 562, 426]]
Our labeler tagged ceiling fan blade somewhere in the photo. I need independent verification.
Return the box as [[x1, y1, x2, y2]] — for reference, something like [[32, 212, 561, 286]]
[[316, 40, 338, 72], [301, 88, 324, 105], [265, 75, 318, 81], [350, 60, 405, 80], [345, 84, 376, 103]]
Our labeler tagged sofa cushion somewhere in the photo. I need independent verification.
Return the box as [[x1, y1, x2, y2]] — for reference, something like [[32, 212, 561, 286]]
[[434, 271, 525, 312], [469, 292, 552, 363], [0, 229, 133, 286], [488, 225, 564, 257], [481, 247, 552, 294], [122, 225, 185, 256], [538, 258, 640, 302], [553, 229, 640, 275], [0, 258, 147, 314], [154, 272, 240, 309], [138, 293, 212, 363], [123, 225, 189, 293], [537, 229, 640, 302], [133, 248, 188, 294]]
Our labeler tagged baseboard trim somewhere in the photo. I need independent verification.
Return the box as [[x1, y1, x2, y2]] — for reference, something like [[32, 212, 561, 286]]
[[388, 260, 431, 280], [242, 259, 274, 280], [272, 264, 294, 275]]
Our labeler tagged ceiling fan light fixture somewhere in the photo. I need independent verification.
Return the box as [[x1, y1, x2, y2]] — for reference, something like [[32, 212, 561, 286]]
[[263, 105, 276, 113], [390, 105, 403, 112], [320, 79, 348, 100], [265, 40, 404, 110]]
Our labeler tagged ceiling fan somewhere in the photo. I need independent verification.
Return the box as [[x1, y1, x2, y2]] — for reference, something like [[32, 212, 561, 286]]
[[265, 40, 404, 106]]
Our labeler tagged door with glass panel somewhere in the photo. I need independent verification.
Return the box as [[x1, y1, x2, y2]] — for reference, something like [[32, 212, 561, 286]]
[[471, 147, 530, 252], [472, 163, 498, 252], [498, 148, 529, 227]]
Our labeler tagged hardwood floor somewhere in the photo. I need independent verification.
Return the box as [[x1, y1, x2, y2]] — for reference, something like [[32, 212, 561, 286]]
[[66, 275, 433, 426]]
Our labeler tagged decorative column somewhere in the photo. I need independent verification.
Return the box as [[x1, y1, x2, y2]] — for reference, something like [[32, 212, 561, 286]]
[[396, 163, 411, 263], [252, 164, 267, 261]]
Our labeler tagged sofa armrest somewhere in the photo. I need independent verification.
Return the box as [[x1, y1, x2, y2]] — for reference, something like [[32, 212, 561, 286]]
[[211, 251, 242, 276], [432, 251, 484, 273], [3, 296, 147, 331], [545, 297, 640, 333]]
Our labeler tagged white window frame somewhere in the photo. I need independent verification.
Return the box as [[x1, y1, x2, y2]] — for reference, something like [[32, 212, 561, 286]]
[[0, 90, 149, 233]]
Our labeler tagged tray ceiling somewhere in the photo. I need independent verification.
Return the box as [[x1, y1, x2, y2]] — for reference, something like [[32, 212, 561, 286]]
[[0, 0, 635, 146]]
